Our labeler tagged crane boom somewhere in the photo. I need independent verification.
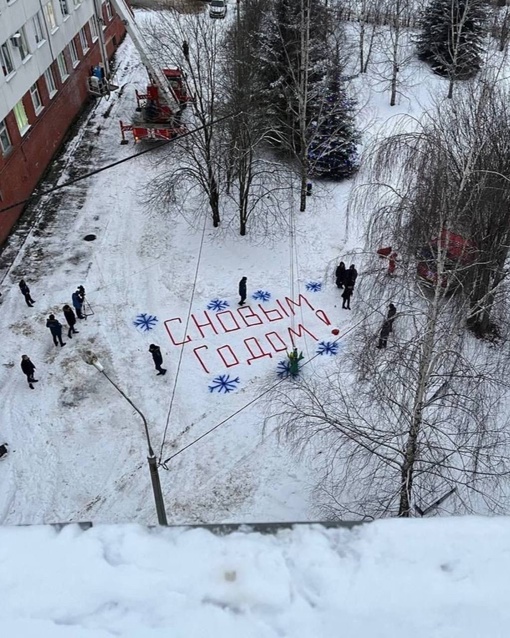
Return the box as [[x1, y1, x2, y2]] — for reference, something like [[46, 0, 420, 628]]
[[109, 0, 181, 111]]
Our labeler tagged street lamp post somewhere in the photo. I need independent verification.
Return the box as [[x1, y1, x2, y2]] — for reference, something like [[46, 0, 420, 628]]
[[84, 352, 168, 526]]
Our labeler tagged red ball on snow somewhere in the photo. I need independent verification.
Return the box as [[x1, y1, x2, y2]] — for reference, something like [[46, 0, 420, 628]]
[[331, 328, 340, 336]]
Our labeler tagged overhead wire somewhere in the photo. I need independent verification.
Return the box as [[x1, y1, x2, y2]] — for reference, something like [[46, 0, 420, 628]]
[[0, 111, 240, 217], [158, 210, 209, 461]]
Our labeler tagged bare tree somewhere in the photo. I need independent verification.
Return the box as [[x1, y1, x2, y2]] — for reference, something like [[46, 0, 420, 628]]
[[373, 0, 416, 105], [269, 82, 510, 519], [343, 0, 382, 74], [219, 0, 294, 235], [269, 184, 510, 518], [142, 10, 224, 227], [270, 282, 510, 519], [368, 76, 510, 336]]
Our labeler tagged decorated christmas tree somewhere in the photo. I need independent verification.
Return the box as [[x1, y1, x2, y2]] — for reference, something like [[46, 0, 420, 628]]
[[307, 83, 359, 179]]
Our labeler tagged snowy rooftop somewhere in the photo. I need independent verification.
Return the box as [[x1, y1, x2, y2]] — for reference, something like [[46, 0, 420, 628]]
[[2, 517, 510, 637]]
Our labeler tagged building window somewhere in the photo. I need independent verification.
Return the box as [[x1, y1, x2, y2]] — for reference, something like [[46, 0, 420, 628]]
[[59, 0, 70, 17], [13, 100, 30, 135], [69, 39, 79, 66], [104, 0, 113, 20], [1, 42, 14, 76], [57, 51, 69, 81], [44, 2, 58, 32], [33, 11, 46, 45], [0, 119, 12, 155], [79, 27, 89, 53], [30, 83, 43, 114], [44, 66, 57, 96], [16, 27, 30, 61], [89, 16, 99, 41]]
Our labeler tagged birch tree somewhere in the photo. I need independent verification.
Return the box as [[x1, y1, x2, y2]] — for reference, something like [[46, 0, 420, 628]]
[[375, 0, 416, 105]]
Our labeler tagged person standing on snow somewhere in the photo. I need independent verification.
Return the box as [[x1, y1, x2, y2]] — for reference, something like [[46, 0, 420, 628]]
[[63, 304, 79, 339], [20, 355, 38, 389], [377, 320, 392, 349], [345, 264, 358, 288], [238, 276, 247, 306], [149, 344, 167, 376], [335, 262, 346, 289], [387, 303, 397, 332], [46, 314, 66, 347], [19, 280, 35, 307], [342, 285, 354, 310], [72, 289, 85, 319]]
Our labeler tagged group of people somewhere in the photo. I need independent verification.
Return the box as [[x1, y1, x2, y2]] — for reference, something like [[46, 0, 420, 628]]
[[335, 261, 398, 348], [18, 284, 88, 389], [335, 262, 358, 310], [45, 286, 86, 348], [18, 280, 169, 390]]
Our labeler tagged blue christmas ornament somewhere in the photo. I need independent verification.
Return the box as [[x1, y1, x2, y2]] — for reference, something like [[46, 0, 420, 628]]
[[208, 374, 241, 394], [207, 298, 230, 312], [133, 313, 158, 331], [317, 341, 339, 356]]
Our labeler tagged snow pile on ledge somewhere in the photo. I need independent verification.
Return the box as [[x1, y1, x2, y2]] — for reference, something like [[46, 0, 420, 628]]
[[1, 518, 509, 637]]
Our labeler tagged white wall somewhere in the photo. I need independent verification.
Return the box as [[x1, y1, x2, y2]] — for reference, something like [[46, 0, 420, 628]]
[[0, 0, 97, 122]]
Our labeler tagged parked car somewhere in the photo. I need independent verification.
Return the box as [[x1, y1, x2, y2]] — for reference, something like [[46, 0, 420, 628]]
[[210, 0, 227, 19]]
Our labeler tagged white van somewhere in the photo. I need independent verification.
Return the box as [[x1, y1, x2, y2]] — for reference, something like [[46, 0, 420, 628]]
[[210, 0, 227, 19]]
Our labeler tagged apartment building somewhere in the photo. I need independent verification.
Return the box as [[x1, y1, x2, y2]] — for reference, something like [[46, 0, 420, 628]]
[[0, 0, 125, 244]]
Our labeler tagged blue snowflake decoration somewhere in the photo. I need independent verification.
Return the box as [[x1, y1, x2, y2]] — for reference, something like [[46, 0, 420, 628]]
[[133, 313, 158, 331], [252, 290, 271, 302], [306, 281, 322, 292], [208, 374, 241, 394], [207, 298, 230, 312], [317, 341, 339, 356], [276, 360, 292, 378]]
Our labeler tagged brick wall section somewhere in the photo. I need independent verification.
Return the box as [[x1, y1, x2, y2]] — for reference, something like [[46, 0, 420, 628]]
[[0, 16, 126, 245]]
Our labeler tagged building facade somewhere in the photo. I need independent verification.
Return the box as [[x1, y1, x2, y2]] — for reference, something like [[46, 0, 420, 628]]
[[0, 0, 125, 244]]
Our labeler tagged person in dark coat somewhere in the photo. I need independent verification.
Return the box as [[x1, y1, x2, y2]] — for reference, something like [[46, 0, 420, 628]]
[[21, 354, 38, 389], [19, 280, 35, 307], [46, 314, 66, 347], [72, 290, 84, 319], [77, 285, 86, 302], [182, 40, 189, 58], [345, 265, 358, 288], [377, 320, 392, 349], [63, 304, 79, 339], [238, 276, 247, 305], [387, 303, 397, 332], [149, 344, 167, 376], [341, 285, 353, 310], [335, 262, 346, 289]]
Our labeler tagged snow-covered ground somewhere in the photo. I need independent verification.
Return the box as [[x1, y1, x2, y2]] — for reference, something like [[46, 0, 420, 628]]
[[0, 12, 488, 526], [3, 517, 510, 637]]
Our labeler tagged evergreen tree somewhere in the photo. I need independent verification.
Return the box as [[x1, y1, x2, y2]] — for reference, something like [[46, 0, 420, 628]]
[[255, 0, 359, 181], [307, 82, 359, 179], [416, 0, 487, 81]]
